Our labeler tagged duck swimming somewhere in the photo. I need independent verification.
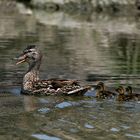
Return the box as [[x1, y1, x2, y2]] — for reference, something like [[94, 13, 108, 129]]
[[115, 86, 136, 101], [95, 82, 116, 99], [116, 86, 126, 101], [15, 45, 91, 95], [126, 86, 140, 101]]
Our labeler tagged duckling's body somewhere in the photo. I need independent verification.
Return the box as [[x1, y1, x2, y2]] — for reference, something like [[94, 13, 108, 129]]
[[15, 45, 91, 96], [116, 86, 126, 101], [126, 86, 140, 101], [95, 82, 116, 99], [116, 86, 135, 101]]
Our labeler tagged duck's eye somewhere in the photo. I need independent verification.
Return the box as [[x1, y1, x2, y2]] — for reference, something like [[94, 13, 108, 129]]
[[32, 52, 37, 56], [31, 52, 38, 59]]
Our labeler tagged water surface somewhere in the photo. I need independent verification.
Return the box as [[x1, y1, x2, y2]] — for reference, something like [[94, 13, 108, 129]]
[[0, 4, 140, 140]]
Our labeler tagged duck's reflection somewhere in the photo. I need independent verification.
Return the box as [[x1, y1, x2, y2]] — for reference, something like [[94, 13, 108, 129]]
[[23, 96, 38, 112], [23, 95, 67, 112]]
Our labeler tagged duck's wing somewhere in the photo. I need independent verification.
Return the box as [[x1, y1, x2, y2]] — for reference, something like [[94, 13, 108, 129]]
[[33, 80, 50, 89], [46, 78, 79, 83], [51, 79, 79, 89], [35, 79, 80, 89], [31, 84, 91, 96]]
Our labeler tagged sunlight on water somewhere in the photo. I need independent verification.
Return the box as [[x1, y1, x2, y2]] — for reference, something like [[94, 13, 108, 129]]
[[125, 133, 140, 139], [55, 102, 72, 109]]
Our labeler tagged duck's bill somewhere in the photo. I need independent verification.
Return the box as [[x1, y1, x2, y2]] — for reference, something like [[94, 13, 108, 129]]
[[14, 54, 27, 65], [16, 59, 26, 65]]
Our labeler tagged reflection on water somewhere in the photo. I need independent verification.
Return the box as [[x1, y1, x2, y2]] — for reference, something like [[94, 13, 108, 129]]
[[0, 3, 140, 140], [0, 95, 140, 140]]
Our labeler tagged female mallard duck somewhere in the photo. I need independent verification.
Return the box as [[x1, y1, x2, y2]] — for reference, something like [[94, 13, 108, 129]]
[[15, 45, 91, 95], [95, 82, 116, 99], [126, 86, 140, 101]]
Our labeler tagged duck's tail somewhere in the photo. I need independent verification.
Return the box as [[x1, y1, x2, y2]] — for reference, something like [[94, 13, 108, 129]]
[[67, 85, 93, 95]]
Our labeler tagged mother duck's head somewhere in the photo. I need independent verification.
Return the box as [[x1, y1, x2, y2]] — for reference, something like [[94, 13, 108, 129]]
[[15, 45, 42, 66]]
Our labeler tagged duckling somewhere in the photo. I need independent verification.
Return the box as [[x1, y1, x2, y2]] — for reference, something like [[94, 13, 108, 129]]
[[95, 82, 116, 99], [126, 86, 140, 101], [14, 45, 92, 95], [115, 86, 135, 101], [116, 86, 126, 101]]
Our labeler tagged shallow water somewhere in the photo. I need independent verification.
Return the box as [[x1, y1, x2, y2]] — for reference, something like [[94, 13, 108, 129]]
[[0, 3, 140, 140]]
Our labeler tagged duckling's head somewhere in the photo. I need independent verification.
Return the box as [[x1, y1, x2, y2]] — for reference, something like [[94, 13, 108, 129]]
[[95, 82, 105, 91], [126, 86, 132, 94], [116, 86, 125, 95], [15, 45, 42, 67]]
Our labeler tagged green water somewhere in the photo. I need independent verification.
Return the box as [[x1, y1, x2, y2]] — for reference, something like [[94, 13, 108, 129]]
[[0, 3, 140, 140]]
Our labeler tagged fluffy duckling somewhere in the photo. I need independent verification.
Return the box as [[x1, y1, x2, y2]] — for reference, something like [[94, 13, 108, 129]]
[[95, 82, 116, 99], [115, 86, 136, 101], [116, 86, 126, 101], [126, 86, 140, 101]]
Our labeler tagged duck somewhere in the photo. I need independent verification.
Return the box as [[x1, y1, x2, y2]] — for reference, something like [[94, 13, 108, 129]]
[[115, 86, 136, 101], [115, 86, 127, 101], [14, 45, 92, 96], [95, 82, 116, 99], [126, 86, 140, 101]]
